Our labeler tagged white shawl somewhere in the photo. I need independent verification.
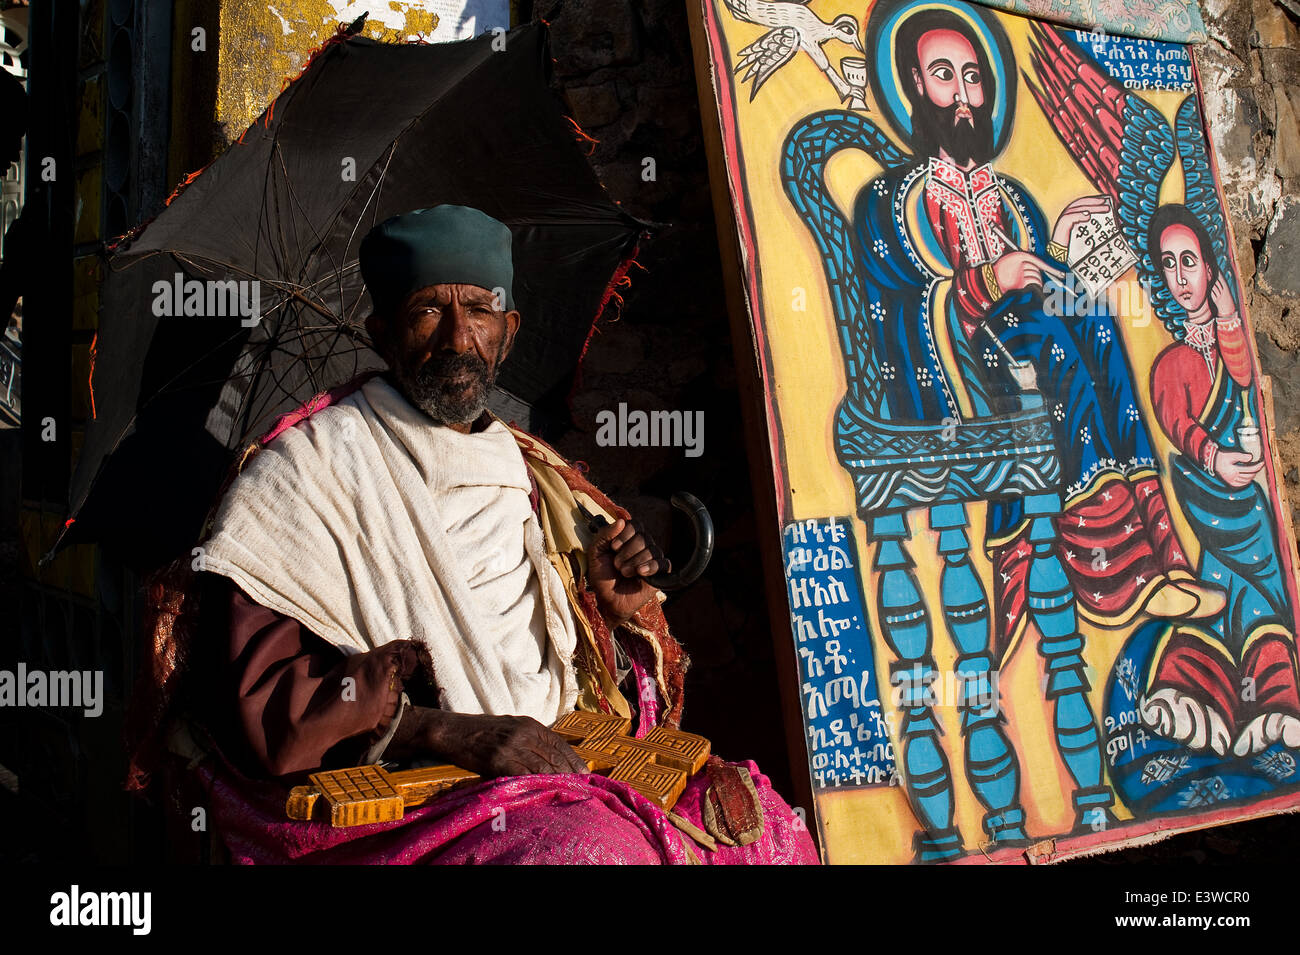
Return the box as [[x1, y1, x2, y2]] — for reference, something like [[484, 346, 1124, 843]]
[[201, 375, 580, 723]]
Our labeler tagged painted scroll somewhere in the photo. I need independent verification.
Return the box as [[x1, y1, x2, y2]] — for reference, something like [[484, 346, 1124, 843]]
[[689, 0, 1300, 863]]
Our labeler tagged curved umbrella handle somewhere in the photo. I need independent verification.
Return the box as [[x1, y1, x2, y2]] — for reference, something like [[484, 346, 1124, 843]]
[[648, 492, 714, 590], [583, 492, 714, 592]]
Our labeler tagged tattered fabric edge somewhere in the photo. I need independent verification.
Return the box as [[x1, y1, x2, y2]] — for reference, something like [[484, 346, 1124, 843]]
[[965, 0, 1207, 43], [1021, 796, 1300, 865]]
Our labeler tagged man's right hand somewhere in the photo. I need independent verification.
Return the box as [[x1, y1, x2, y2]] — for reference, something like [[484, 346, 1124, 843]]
[[413, 709, 590, 777]]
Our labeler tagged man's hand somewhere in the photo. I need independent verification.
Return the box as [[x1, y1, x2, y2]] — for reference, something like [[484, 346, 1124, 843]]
[[411, 709, 590, 777], [1050, 195, 1112, 249], [1214, 448, 1263, 488], [586, 517, 670, 626]]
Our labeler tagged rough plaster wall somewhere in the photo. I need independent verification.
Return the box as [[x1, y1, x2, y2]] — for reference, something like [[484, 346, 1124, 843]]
[[214, 0, 440, 140], [1200, 0, 1300, 536]]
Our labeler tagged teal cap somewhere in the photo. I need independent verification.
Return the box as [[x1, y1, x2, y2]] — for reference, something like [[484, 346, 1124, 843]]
[[359, 205, 516, 316]]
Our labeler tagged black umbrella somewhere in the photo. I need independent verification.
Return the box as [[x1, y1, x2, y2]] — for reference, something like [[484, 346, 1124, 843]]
[[55, 20, 648, 571]]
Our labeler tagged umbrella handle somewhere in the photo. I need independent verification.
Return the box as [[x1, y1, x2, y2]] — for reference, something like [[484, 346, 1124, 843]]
[[585, 492, 714, 592]]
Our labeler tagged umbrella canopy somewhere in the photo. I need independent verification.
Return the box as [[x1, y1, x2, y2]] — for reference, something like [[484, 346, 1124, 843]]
[[61, 20, 646, 570]]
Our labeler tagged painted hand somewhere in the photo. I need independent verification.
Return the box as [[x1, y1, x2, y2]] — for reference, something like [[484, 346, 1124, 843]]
[[1050, 195, 1111, 249], [1214, 448, 1263, 488], [993, 250, 1050, 293], [1210, 275, 1237, 319]]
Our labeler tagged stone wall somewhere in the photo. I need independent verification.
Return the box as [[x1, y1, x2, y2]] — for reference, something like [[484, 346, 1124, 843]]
[[1198, 0, 1300, 533]]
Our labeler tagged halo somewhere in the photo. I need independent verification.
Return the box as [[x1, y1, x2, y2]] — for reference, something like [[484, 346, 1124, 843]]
[[865, 0, 1017, 159]]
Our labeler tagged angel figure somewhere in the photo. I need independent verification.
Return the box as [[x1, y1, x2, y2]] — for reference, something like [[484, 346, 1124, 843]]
[[1143, 199, 1300, 757], [1027, 25, 1300, 758]]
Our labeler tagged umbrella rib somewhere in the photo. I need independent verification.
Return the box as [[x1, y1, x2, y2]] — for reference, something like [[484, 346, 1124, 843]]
[[280, 137, 396, 329], [346, 145, 396, 325], [224, 338, 277, 445], [166, 252, 344, 325], [225, 300, 317, 442], [276, 161, 368, 381], [237, 339, 303, 439], [337, 143, 397, 313], [251, 133, 280, 292], [123, 252, 361, 438], [274, 141, 340, 309]]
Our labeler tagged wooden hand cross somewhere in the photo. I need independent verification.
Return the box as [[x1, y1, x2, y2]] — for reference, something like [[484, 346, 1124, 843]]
[[286, 711, 711, 828]]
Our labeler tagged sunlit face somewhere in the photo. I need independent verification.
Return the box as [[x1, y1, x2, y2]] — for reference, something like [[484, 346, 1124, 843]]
[[367, 282, 519, 424], [1159, 223, 1212, 312], [912, 28, 985, 126]]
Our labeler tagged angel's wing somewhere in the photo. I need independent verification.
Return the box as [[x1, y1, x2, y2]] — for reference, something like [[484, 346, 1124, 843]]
[[734, 27, 800, 101], [1117, 99, 1181, 333], [1022, 21, 1130, 203], [1175, 94, 1239, 304], [1023, 22, 1182, 329]]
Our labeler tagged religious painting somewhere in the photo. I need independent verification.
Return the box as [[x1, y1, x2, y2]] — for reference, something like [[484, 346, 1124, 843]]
[[687, 0, 1300, 863]]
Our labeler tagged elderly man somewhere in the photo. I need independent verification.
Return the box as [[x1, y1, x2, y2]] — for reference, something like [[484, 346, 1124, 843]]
[[189, 205, 817, 864]]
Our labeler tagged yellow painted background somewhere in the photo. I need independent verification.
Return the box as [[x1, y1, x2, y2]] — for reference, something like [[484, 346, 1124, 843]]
[[706, 0, 1277, 863]]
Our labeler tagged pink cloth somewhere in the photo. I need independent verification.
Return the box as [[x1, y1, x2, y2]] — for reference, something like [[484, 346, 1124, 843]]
[[259, 372, 379, 445], [199, 755, 819, 865]]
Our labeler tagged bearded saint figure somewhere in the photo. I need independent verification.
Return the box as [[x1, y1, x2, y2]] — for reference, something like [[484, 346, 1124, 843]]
[[852, 8, 1225, 643]]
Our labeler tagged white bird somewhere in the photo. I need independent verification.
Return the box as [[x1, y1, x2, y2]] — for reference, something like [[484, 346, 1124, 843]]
[[723, 0, 863, 101]]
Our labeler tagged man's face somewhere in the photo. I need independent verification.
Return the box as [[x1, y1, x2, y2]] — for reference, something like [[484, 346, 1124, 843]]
[[368, 283, 520, 425], [913, 29, 985, 116], [909, 27, 994, 166]]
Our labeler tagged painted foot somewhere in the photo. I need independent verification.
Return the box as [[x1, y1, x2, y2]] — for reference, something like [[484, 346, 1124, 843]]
[[1139, 687, 1232, 755], [1143, 583, 1198, 619], [1233, 712, 1300, 757], [1172, 581, 1228, 620]]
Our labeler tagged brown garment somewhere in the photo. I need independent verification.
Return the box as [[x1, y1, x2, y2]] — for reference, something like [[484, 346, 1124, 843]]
[[201, 572, 432, 778]]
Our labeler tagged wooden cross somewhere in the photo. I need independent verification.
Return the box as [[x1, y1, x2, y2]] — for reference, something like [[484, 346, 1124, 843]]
[[286, 711, 711, 828]]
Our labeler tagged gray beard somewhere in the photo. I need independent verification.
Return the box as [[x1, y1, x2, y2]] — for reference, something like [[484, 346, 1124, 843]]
[[392, 352, 498, 425]]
